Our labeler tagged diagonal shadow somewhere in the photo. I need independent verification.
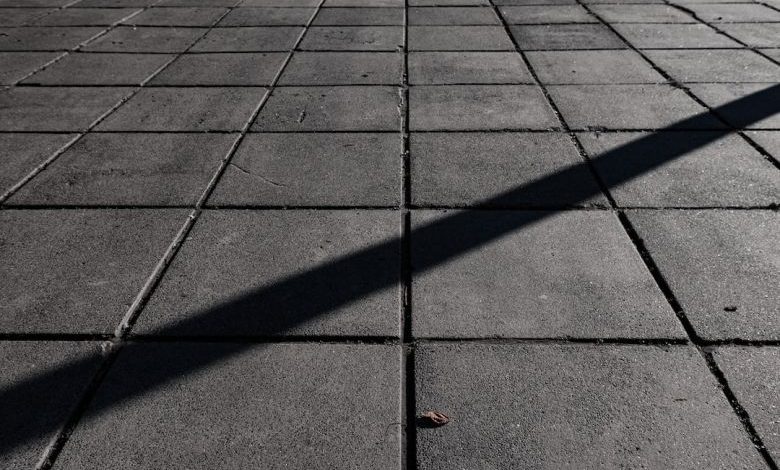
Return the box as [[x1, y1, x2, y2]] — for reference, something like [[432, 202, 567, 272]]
[[1, 84, 778, 463]]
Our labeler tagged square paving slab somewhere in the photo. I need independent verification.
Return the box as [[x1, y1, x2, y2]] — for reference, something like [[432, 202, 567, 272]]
[[526, 50, 666, 84], [0, 26, 104, 51], [612, 23, 741, 48], [209, 133, 401, 206], [411, 210, 681, 338], [22, 52, 173, 85], [409, 6, 500, 25], [219, 7, 315, 26], [410, 132, 606, 206], [191, 26, 303, 52], [589, 4, 695, 23], [409, 85, 558, 130], [416, 343, 764, 468], [9, 133, 236, 205], [252, 86, 400, 131], [0, 133, 75, 194], [55, 343, 401, 469], [0, 86, 131, 132], [279, 51, 403, 85], [123, 7, 228, 26], [408, 26, 515, 50], [548, 84, 724, 129], [33, 8, 141, 26], [578, 132, 780, 206], [713, 346, 780, 458], [82, 26, 206, 52], [499, 5, 595, 23], [719, 23, 780, 48], [408, 51, 533, 84], [628, 210, 780, 340], [0, 51, 60, 84], [0, 342, 103, 470], [151, 52, 287, 86], [299, 26, 403, 51], [688, 83, 780, 129], [313, 7, 404, 25], [95, 87, 267, 131], [645, 49, 780, 83], [0, 209, 186, 333], [135, 210, 400, 337], [509, 24, 626, 49]]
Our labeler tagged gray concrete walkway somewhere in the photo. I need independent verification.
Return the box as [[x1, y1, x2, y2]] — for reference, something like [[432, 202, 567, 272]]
[[0, 0, 779, 468]]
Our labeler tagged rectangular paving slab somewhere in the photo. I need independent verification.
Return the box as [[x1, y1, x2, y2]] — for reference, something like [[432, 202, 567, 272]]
[[208, 133, 401, 206], [713, 346, 780, 458], [628, 210, 779, 340], [410, 132, 606, 207], [547, 84, 724, 129], [9, 133, 236, 206], [55, 343, 401, 469], [95, 87, 267, 131], [578, 132, 780, 207], [0, 341, 103, 470], [409, 85, 558, 130], [719, 23, 780, 48], [411, 210, 682, 338], [252, 86, 400, 131], [0, 209, 187, 333], [135, 210, 400, 337], [416, 343, 764, 468], [0, 86, 132, 132]]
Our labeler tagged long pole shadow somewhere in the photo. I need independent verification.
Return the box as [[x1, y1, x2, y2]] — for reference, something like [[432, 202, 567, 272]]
[[1, 84, 778, 462]]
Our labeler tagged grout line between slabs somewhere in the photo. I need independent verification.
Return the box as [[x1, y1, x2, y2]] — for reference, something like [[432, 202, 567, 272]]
[[30, 1, 332, 468], [574, 2, 780, 467], [400, 2, 416, 470]]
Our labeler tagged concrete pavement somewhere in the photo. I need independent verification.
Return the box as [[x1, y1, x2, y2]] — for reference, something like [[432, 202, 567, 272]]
[[0, 0, 778, 468]]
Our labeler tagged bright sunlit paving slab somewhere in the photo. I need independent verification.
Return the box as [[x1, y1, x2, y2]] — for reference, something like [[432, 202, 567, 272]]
[[0, 0, 778, 469]]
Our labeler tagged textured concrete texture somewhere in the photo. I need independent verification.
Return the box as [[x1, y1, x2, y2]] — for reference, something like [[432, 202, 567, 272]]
[[714, 347, 780, 458], [412, 210, 682, 338], [1, 1, 779, 468], [0, 342, 102, 470], [628, 210, 779, 340], [135, 210, 400, 336], [0, 209, 187, 333], [416, 343, 765, 469], [56, 343, 401, 469]]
